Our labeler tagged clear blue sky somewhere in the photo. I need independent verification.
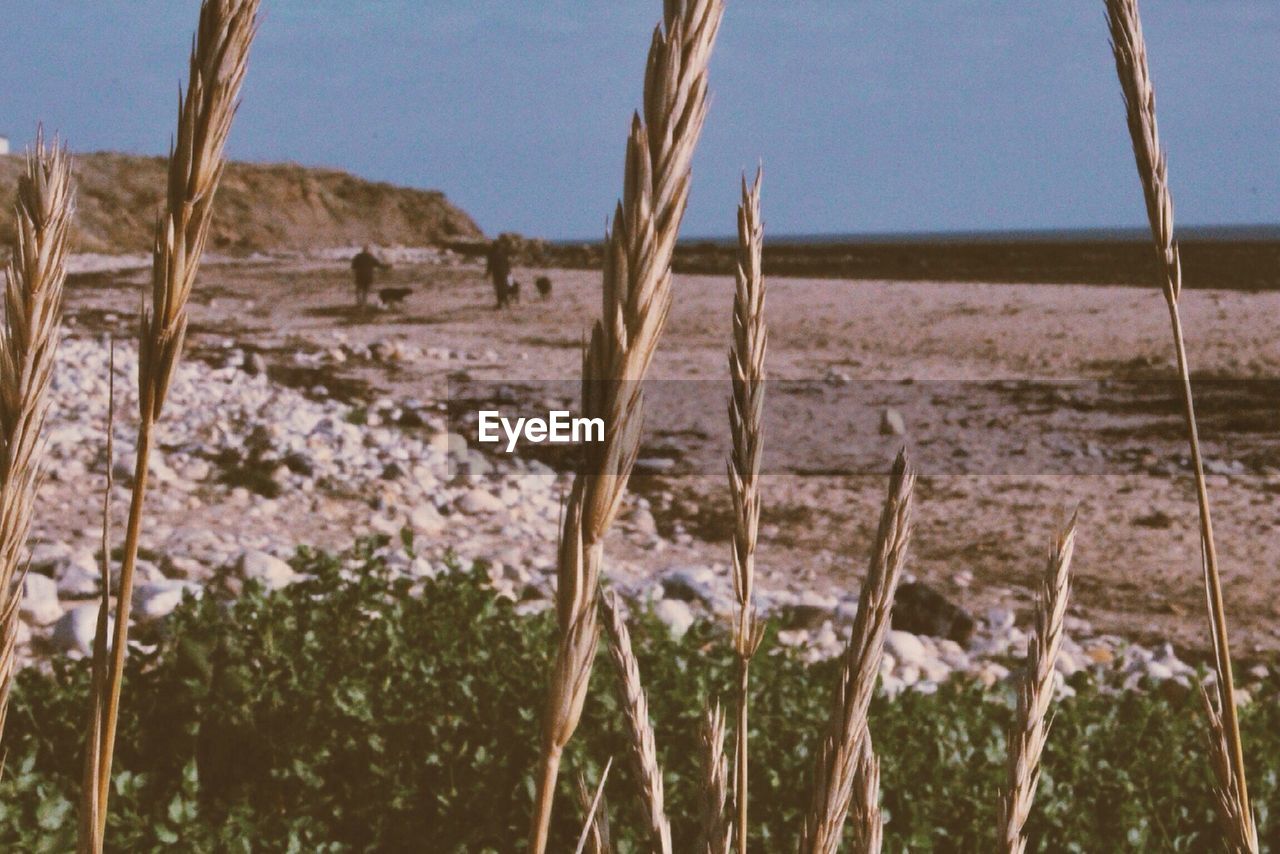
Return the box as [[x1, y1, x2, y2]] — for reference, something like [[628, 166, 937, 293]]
[[2, 2, 1277, 239]]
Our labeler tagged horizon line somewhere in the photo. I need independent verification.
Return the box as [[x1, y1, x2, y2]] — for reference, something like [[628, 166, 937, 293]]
[[547, 224, 1280, 246]]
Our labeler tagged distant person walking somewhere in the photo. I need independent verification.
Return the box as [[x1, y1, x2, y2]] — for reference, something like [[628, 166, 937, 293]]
[[485, 238, 513, 309], [351, 245, 390, 308]]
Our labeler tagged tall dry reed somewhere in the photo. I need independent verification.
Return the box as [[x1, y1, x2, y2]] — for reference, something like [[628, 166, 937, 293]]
[[800, 451, 914, 853], [528, 0, 724, 848], [849, 734, 882, 854], [574, 758, 614, 854], [998, 517, 1076, 853], [80, 345, 115, 846], [1199, 679, 1256, 853], [698, 701, 731, 854], [602, 591, 671, 854], [727, 167, 766, 853], [78, 1, 259, 849], [1105, 1, 1255, 849], [0, 132, 74, 752]]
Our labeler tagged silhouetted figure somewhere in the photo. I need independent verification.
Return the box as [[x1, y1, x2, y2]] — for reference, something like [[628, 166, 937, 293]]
[[485, 239, 512, 309], [535, 275, 552, 300], [351, 245, 390, 308]]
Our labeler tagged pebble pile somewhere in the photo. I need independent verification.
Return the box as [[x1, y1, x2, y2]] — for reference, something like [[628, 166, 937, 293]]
[[21, 334, 564, 665], [601, 563, 1250, 700], [14, 334, 1249, 701]]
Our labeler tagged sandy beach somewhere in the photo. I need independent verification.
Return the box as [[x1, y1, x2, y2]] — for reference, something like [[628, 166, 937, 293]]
[[51, 254, 1280, 660]]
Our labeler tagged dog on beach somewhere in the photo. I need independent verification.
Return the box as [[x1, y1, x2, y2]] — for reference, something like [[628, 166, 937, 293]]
[[535, 275, 552, 300], [377, 287, 413, 309], [505, 278, 521, 305]]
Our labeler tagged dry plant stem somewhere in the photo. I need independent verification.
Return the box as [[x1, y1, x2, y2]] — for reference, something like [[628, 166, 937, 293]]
[[574, 758, 614, 854], [86, 414, 153, 847], [732, 662, 750, 849], [849, 733, 882, 854], [80, 1, 259, 849], [79, 344, 115, 845], [573, 769, 613, 854], [1199, 680, 1258, 854], [1105, 1, 1253, 847], [529, 0, 723, 849], [698, 702, 731, 854], [727, 167, 766, 854], [0, 132, 73, 753], [999, 517, 1076, 854], [602, 592, 671, 853], [800, 451, 914, 854]]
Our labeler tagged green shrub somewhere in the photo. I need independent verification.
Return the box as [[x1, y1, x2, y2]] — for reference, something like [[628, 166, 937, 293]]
[[0, 540, 1275, 851]]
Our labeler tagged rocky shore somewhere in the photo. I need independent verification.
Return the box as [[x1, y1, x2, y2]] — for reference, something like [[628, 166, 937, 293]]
[[16, 331, 1264, 704]]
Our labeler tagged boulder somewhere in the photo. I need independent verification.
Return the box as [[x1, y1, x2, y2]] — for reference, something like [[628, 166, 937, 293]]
[[1055, 648, 1085, 679], [52, 603, 111, 657], [974, 661, 1010, 688], [920, 659, 952, 684], [458, 488, 504, 515], [879, 408, 906, 436], [118, 559, 166, 587], [410, 504, 447, 536], [884, 629, 928, 668], [20, 572, 62, 625], [369, 514, 402, 537], [660, 566, 717, 604], [55, 551, 102, 598], [236, 549, 298, 591], [653, 599, 694, 639], [936, 639, 970, 670], [162, 554, 205, 580], [879, 674, 906, 698], [28, 542, 73, 575], [892, 582, 976, 644], [133, 580, 196, 622]]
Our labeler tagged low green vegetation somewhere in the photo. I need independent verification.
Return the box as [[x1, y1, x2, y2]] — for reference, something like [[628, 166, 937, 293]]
[[0, 541, 1274, 851]]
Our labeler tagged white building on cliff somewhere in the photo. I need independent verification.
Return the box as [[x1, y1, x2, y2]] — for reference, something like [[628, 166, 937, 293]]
[[0, 136, 9, 156]]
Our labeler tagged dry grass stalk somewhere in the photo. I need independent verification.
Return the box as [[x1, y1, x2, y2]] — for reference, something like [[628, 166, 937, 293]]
[[529, 0, 724, 848], [1105, 1, 1255, 848], [601, 592, 671, 854], [574, 758, 615, 854], [0, 131, 74, 752], [1198, 681, 1258, 853], [800, 451, 914, 854], [79, 343, 115, 844], [698, 701, 731, 854], [1197, 536, 1258, 851], [849, 733, 882, 854], [998, 516, 1077, 854], [727, 166, 766, 853], [79, 1, 259, 849]]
